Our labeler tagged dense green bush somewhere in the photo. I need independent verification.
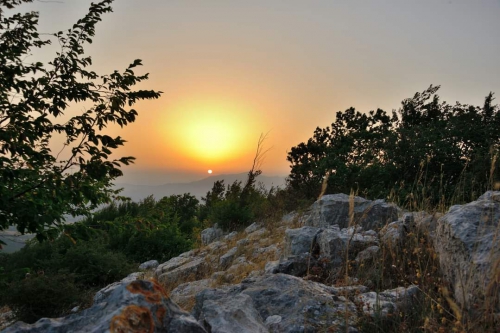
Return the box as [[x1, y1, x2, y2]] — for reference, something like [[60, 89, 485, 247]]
[[287, 86, 500, 207], [2, 274, 81, 324]]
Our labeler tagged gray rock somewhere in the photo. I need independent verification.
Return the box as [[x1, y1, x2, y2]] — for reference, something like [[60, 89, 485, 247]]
[[171, 279, 211, 309], [155, 256, 192, 277], [434, 191, 500, 317], [247, 228, 268, 241], [264, 261, 280, 274], [274, 253, 315, 277], [219, 247, 238, 269], [156, 257, 208, 287], [355, 285, 419, 318], [224, 231, 239, 241], [4, 280, 206, 333], [93, 272, 141, 304], [355, 245, 380, 264], [317, 225, 378, 269], [199, 294, 268, 333], [245, 222, 260, 234], [139, 259, 159, 270], [194, 274, 358, 333], [284, 226, 321, 257], [201, 224, 224, 246], [237, 238, 249, 247], [303, 193, 399, 230]]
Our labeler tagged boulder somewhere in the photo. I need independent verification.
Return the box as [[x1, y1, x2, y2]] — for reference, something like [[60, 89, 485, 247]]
[[303, 193, 399, 230], [194, 273, 358, 333], [198, 294, 268, 333], [139, 259, 159, 271], [284, 226, 321, 257], [434, 191, 500, 317], [317, 225, 378, 269], [156, 257, 208, 287], [355, 245, 380, 264], [219, 247, 238, 269], [171, 279, 211, 310], [93, 272, 142, 305], [355, 285, 419, 318], [4, 280, 206, 333], [201, 224, 224, 246]]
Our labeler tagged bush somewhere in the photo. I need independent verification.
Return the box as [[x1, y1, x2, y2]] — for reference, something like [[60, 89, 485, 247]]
[[3, 274, 81, 324], [287, 86, 500, 208]]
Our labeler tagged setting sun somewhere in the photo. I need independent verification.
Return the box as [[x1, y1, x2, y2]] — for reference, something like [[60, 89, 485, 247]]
[[161, 98, 264, 167], [208, 169, 212, 174]]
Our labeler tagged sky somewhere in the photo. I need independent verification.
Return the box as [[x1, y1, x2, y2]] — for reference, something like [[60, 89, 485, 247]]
[[13, 0, 500, 184]]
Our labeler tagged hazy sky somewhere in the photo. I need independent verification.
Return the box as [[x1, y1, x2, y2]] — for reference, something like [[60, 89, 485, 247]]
[[14, 0, 500, 184]]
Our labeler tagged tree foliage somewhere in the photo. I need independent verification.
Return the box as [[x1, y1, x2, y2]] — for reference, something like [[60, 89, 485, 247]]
[[287, 86, 500, 207], [0, 0, 162, 240]]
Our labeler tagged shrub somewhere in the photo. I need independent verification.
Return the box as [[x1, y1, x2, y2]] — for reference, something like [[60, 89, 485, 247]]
[[3, 274, 81, 324]]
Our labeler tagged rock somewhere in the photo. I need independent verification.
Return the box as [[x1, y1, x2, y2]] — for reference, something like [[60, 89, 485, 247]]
[[139, 259, 159, 270], [93, 272, 142, 304], [355, 285, 419, 318], [237, 238, 249, 247], [201, 224, 224, 246], [274, 253, 315, 277], [434, 191, 500, 317], [264, 261, 280, 274], [264, 315, 282, 331], [303, 193, 399, 230], [284, 226, 321, 257], [171, 279, 211, 310], [224, 231, 239, 241], [194, 274, 358, 333], [198, 294, 268, 333], [156, 257, 208, 287], [4, 280, 206, 333], [219, 247, 238, 269], [317, 225, 378, 269], [155, 256, 192, 277], [245, 222, 260, 234], [247, 228, 268, 241], [355, 245, 380, 264]]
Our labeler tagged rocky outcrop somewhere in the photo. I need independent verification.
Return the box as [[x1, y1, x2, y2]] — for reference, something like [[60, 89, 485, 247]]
[[201, 224, 224, 245], [194, 274, 358, 333], [303, 193, 399, 230], [8, 192, 499, 332], [434, 191, 500, 317], [3, 280, 206, 333]]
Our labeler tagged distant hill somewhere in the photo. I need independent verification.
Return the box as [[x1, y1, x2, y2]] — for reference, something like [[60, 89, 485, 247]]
[[113, 173, 286, 202]]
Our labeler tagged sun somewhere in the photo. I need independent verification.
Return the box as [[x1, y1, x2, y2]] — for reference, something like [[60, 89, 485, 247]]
[[162, 98, 262, 164], [208, 169, 213, 174]]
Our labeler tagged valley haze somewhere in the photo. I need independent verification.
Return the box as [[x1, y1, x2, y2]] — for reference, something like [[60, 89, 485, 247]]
[[113, 172, 286, 202]]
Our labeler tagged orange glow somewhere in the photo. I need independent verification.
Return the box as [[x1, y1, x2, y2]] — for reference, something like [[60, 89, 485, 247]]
[[160, 98, 263, 167]]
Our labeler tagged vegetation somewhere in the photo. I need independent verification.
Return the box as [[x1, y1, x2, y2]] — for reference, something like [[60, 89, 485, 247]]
[[287, 85, 500, 208], [0, 0, 161, 242]]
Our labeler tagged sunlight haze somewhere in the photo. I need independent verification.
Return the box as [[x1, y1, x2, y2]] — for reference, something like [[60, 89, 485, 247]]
[[16, 0, 500, 184]]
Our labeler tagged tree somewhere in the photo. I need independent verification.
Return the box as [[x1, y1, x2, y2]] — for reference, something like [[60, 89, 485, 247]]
[[287, 86, 500, 207], [0, 0, 162, 241]]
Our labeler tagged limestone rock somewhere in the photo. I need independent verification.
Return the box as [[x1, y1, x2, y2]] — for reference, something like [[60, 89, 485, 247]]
[[194, 274, 358, 333], [4, 280, 206, 333], [139, 259, 159, 271], [201, 224, 224, 246], [317, 225, 378, 269], [355, 245, 380, 264], [303, 193, 399, 230], [284, 226, 321, 257], [356, 285, 419, 318], [156, 257, 208, 287], [198, 294, 268, 333], [219, 247, 238, 270], [171, 279, 211, 310], [434, 191, 500, 317]]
